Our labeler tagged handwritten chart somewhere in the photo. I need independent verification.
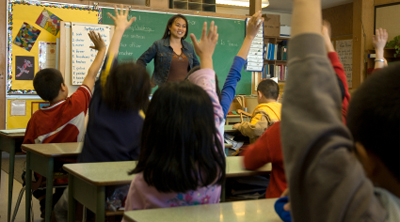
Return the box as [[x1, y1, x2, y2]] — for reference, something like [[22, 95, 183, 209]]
[[336, 39, 353, 88], [246, 18, 264, 72], [71, 23, 112, 85]]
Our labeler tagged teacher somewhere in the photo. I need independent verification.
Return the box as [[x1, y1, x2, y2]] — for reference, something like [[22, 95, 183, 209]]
[[137, 14, 200, 86]]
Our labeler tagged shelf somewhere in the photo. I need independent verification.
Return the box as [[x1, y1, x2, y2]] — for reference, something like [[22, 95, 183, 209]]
[[202, 4, 215, 12], [188, 2, 202, 10], [173, 1, 187, 9], [170, 0, 215, 12]]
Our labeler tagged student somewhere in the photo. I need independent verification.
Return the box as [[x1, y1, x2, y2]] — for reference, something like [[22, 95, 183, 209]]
[[53, 6, 140, 221], [281, 0, 399, 221], [123, 21, 225, 213], [22, 30, 106, 217], [232, 79, 281, 143], [78, 8, 150, 163]]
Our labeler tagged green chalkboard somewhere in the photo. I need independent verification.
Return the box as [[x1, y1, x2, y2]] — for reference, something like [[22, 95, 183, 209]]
[[102, 8, 252, 94]]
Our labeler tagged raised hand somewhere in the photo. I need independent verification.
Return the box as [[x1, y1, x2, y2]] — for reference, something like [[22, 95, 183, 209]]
[[88, 31, 106, 51], [246, 11, 263, 40], [373, 28, 388, 52], [107, 5, 136, 31], [190, 21, 219, 69]]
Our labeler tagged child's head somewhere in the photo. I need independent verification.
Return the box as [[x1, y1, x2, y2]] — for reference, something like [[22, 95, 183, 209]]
[[131, 81, 226, 193], [347, 63, 400, 184], [257, 79, 280, 103], [103, 62, 151, 111], [33, 68, 67, 102]]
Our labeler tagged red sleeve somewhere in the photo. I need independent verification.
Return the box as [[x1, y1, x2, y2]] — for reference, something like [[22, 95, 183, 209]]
[[242, 122, 281, 170], [22, 118, 36, 152], [67, 84, 92, 115], [327, 52, 351, 124]]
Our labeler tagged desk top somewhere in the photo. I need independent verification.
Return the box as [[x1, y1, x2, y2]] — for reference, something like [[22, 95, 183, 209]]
[[21, 142, 82, 157], [64, 161, 137, 186], [0, 131, 25, 138], [123, 198, 282, 222], [224, 125, 238, 133], [63, 156, 271, 187]]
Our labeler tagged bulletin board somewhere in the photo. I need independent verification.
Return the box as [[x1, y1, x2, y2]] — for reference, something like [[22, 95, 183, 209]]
[[7, 0, 100, 94], [375, 3, 400, 41], [7, 99, 46, 129]]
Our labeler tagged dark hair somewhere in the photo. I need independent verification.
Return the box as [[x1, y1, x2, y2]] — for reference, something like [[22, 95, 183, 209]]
[[162, 14, 188, 40], [257, 79, 279, 100], [33, 68, 64, 101], [130, 81, 226, 193], [347, 62, 400, 182], [103, 62, 151, 111]]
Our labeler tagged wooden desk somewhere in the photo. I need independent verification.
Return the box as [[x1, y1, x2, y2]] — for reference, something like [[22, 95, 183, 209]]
[[225, 115, 241, 125], [123, 198, 282, 222], [64, 161, 137, 222], [0, 131, 25, 222], [224, 124, 238, 133], [63, 156, 271, 222], [22, 142, 82, 222]]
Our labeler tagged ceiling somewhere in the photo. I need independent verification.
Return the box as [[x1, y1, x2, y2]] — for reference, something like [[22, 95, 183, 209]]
[[265, 0, 353, 13]]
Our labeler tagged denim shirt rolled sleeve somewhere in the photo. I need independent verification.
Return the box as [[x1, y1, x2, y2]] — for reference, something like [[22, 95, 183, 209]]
[[137, 38, 199, 86]]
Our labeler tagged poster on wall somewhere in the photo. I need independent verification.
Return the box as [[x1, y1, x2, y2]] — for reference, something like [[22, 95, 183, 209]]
[[10, 100, 26, 116], [13, 22, 41, 52], [15, 56, 35, 80], [36, 9, 62, 36], [38, 42, 57, 70], [336, 39, 353, 88]]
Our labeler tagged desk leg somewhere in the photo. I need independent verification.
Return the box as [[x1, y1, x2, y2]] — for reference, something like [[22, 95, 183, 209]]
[[67, 174, 76, 222], [7, 141, 16, 222], [45, 158, 54, 222], [25, 152, 32, 222], [221, 179, 226, 202], [96, 186, 105, 222]]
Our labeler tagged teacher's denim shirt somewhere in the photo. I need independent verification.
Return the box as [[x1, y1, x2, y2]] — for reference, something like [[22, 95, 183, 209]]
[[137, 38, 200, 85]]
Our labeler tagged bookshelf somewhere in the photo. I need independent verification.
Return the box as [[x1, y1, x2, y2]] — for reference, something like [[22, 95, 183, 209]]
[[170, 0, 216, 12], [263, 36, 289, 82]]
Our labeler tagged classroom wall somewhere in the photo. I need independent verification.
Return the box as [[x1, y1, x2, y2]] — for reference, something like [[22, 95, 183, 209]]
[[322, 3, 353, 38]]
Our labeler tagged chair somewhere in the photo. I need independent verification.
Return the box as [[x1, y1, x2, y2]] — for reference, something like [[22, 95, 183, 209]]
[[11, 169, 68, 222]]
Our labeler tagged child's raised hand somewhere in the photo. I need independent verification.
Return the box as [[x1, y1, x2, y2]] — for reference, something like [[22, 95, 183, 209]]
[[88, 31, 106, 51], [373, 28, 388, 51], [246, 11, 263, 40], [107, 5, 136, 31], [190, 21, 218, 59], [321, 20, 334, 52]]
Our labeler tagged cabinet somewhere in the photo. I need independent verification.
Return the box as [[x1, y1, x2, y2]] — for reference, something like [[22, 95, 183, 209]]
[[170, 0, 216, 12]]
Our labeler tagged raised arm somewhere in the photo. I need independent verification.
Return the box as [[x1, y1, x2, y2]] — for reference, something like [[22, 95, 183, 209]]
[[322, 20, 351, 123], [82, 31, 106, 92], [237, 11, 263, 59], [281, 0, 387, 221], [188, 21, 223, 129], [373, 28, 388, 69], [220, 11, 263, 117]]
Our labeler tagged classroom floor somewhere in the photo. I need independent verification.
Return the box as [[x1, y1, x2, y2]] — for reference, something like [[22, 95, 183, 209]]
[[1, 158, 42, 222]]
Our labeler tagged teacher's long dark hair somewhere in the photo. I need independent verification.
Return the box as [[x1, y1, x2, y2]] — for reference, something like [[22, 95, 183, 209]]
[[161, 14, 189, 40], [129, 81, 226, 193]]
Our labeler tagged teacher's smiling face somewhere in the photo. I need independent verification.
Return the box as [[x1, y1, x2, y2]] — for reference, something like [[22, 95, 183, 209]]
[[169, 18, 187, 39]]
